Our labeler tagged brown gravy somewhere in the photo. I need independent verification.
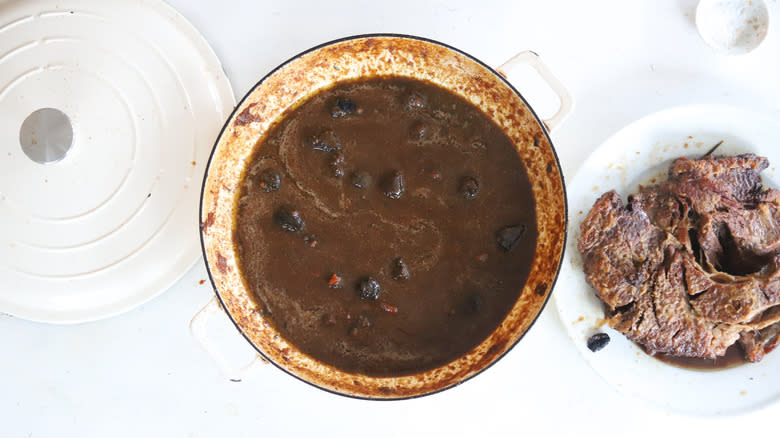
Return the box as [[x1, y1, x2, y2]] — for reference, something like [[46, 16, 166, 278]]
[[235, 77, 537, 377], [649, 343, 746, 371]]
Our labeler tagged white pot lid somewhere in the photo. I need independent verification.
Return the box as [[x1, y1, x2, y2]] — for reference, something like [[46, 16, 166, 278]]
[[0, 0, 235, 323]]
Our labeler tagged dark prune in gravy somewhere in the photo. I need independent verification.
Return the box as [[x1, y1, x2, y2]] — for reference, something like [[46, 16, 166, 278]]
[[391, 258, 410, 280], [235, 77, 537, 377], [587, 333, 610, 352], [257, 168, 281, 192], [358, 277, 382, 300], [403, 90, 426, 110], [350, 170, 372, 189], [331, 98, 360, 118], [308, 129, 341, 152], [496, 224, 528, 251], [348, 315, 372, 336], [409, 121, 426, 139], [381, 170, 405, 200], [467, 293, 484, 314], [275, 206, 305, 232], [459, 176, 480, 200], [327, 151, 345, 177]]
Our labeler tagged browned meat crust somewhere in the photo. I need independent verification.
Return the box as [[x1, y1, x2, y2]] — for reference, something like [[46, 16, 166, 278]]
[[578, 154, 780, 361]]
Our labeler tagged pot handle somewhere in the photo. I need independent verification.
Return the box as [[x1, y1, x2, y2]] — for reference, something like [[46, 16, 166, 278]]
[[190, 296, 267, 382], [496, 51, 573, 132]]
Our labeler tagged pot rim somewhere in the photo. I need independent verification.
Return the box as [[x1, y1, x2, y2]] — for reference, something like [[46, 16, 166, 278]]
[[199, 33, 569, 400]]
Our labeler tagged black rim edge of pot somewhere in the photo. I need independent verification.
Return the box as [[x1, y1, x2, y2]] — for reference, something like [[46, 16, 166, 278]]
[[198, 33, 569, 401]]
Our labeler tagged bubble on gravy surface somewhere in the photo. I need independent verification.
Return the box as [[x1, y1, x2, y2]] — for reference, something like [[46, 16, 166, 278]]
[[235, 77, 537, 376]]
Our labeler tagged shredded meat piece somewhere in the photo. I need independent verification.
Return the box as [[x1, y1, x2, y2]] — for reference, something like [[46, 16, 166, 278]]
[[579, 154, 780, 361]]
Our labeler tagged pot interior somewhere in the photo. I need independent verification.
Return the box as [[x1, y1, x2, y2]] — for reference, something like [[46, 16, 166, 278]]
[[200, 35, 567, 399]]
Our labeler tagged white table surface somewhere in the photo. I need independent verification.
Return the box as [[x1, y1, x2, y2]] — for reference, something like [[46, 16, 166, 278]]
[[3, 0, 780, 436]]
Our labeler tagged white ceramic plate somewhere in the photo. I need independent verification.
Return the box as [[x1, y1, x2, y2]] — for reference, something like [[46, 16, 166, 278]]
[[0, 0, 235, 323], [555, 104, 780, 416]]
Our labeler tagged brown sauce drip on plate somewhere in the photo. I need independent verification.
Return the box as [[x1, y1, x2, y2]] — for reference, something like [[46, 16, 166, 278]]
[[646, 343, 746, 371]]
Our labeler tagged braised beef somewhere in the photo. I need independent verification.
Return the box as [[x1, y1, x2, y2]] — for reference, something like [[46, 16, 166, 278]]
[[578, 154, 780, 362]]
